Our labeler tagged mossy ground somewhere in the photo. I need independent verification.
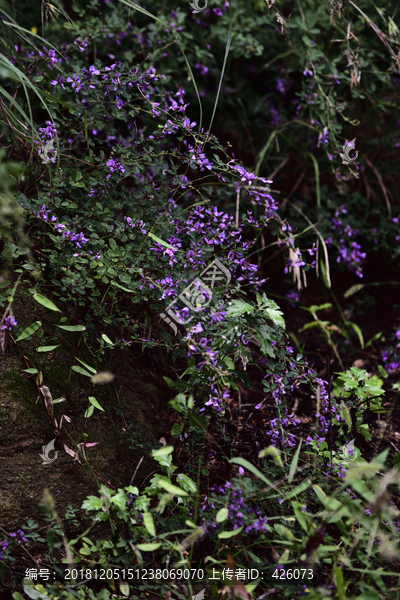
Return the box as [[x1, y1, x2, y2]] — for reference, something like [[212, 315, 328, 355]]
[[0, 290, 168, 541]]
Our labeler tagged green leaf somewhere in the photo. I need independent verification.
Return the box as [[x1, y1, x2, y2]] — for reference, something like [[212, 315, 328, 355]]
[[255, 324, 275, 358], [148, 232, 178, 250], [57, 324, 86, 332], [155, 479, 188, 497], [72, 365, 92, 377], [23, 368, 39, 374], [229, 457, 279, 491], [84, 405, 94, 418], [101, 333, 114, 346], [12, 593, 25, 600], [81, 496, 103, 511], [216, 508, 229, 523], [218, 526, 243, 539], [349, 322, 364, 349], [22, 579, 52, 600], [171, 423, 183, 437], [70, 169, 82, 183], [333, 565, 346, 600], [76, 358, 96, 374], [36, 345, 59, 352], [176, 474, 197, 494], [286, 478, 312, 499], [263, 301, 285, 329], [226, 300, 254, 318], [33, 293, 61, 312], [119, 582, 130, 597], [288, 439, 302, 483], [111, 281, 135, 293], [89, 396, 105, 412], [109, 238, 117, 251], [136, 542, 161, 551], [152, 446, 174, 458], [15, 321, 41, 342], [46, 528, 55, 553], [143, 512, 155, 537]]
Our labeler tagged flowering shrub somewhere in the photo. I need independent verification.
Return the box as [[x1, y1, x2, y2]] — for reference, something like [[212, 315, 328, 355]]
[[1, 0, 400, 597]]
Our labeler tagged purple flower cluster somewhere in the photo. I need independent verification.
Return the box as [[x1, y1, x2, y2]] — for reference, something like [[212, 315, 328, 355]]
[[34, 204, 89, 249], [9, 530, 28, 544], [266, 409, 301, 448], [38, 121, 57, 143], [1, 315, 17, 331], [38, 46, 59, 68], [201, 482, 268, 535], [381, 328, 400, 373], [106, 158, 126, 179], [325, 205, 366, 278], [1, 530, 28, 558], [0, 540, 8, 559]]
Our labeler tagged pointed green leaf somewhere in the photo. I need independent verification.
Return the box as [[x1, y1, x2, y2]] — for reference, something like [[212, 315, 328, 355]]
[[33, 293, 61, 312], [288, 439, 302, 483], [36, 345, 59, 352], [136, 543, 161, 551], [101, 333, 114, 346], [218, 526, 243, 539], [76, 358, 96, 374], [349, 322, 364, 349], [148, 232, 178, 251], [229, 457, 279, 491], [152, 446, 174, 458], [57, 324, 86, 332], [143, 512, 155, 537], [216, 508, 229, 523], [15, 321, 41, 342], [155, 479, 188, 497], [89, 396, 105, 412], [72, 365, 92, 377]]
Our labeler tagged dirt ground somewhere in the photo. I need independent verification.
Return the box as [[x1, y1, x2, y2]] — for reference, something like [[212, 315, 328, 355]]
[[0, 291, 170, 536]]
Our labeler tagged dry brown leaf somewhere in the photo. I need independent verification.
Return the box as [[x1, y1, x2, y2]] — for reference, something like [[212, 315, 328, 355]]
[[0, 330, 8, 353], [40, 385, 54, 419], [63, 443, 75, 457]]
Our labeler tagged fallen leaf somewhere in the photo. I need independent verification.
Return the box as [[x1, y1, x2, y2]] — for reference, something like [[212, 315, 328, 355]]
[[0, 330, 8, 353], [63, 415, 72, 423], [85, 442, 100, 448], [63, 443, 75, 457], [40, 385, 54, 418]]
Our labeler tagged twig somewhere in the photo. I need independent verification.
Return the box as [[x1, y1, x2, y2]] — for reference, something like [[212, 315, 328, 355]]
[[129, 456, 145, 486]]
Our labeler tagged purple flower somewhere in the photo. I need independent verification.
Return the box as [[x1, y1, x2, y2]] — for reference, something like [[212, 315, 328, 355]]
[[9, 530, 28, 544], [1, 315, 17, 331]]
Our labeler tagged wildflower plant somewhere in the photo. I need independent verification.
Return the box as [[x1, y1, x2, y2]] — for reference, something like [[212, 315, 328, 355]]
[[0, 0, 400, 598]]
